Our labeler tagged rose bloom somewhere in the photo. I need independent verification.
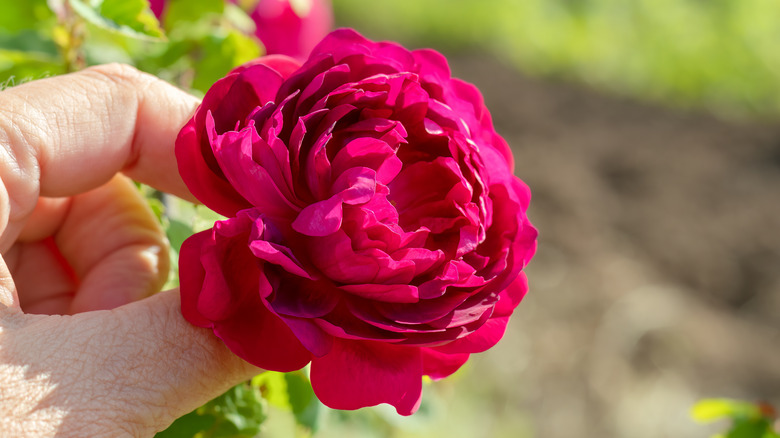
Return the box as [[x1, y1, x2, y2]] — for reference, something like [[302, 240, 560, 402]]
[[176, 29, 538, 414], [150, 0, 333, 60]]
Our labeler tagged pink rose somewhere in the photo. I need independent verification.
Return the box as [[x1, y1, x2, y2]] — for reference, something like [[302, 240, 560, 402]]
[[150, 0, 333, 60], [176, 29, 538, 415]]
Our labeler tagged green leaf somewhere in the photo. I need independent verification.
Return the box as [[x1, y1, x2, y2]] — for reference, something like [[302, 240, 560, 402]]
[[190, 29, 262, 92], [166, 218, 194, 253], [251, 371, 323, 434], [692, 399, 762, 423], [155, 383, 267, 438], [163, 0, 224, 29], [253, 371, 293, 411], [0, 30, 59, 56], [285, 371, 323, 433], [726, 418, 774, 438], [154, 410, 216, 438], [69, 0, 165, 40], [0, 0, 54, 33], [0, 49, 64, 89]]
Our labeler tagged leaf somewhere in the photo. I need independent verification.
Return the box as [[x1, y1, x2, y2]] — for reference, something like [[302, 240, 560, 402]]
[[0, 49, 64, 88], [251, 371, 323, 433], [692, 399, 762, 423], [285, 371, 323, 433], [253, 371, 293, 411], [163, 0, 224, 29], [190, 29, 262, 92], [155, 383, 267, 438], [0, 0, 54, 33], [69, 0, 165, 40], [154, 410, 216, 438], [0, 30, 59, 56], [166, 218, 194, 253]]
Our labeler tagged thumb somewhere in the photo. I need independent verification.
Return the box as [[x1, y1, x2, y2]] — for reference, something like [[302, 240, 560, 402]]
[[0, 288, 260, 437]]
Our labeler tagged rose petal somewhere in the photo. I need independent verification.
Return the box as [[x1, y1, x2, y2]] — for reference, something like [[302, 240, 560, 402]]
[[310, 339, 423, 415], [421, 347, 470, 380], [292, 194, 343, 236]]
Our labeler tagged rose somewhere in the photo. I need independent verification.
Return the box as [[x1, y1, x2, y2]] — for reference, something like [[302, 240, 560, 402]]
[[176, 29, 538, 415], [150, 0, 333, 60]]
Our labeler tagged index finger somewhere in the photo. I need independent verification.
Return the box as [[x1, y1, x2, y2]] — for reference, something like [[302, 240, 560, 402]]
[[0, 63, 199, 214]]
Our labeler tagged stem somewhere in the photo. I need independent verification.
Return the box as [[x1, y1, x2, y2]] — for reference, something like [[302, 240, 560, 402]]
[[60, 1, 86, 72]]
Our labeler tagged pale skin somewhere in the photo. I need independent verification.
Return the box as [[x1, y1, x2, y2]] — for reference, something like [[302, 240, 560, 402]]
[[0, 64, 260, 437]]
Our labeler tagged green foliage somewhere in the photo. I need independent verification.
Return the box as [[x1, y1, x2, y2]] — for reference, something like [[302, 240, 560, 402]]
[[692, 399, 779, 438], [254, 370, 324, 435], [156, 382, 268, 438], [69, 0, 165, 40], [0, 0, 54, 33]]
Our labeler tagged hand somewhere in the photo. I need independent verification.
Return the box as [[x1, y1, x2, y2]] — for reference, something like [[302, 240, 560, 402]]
[[0, 64, 259, 437]]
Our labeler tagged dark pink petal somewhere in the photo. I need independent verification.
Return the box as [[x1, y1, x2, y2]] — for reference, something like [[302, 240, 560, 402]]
[[237, 54, 302, 80], [431, 315, 509, 355], [268, 276, 339, 318], [332, 167, 377, 204], [310, 339, 423, 415], [213, 300, 312, 372], [210, 117, 299, 219], [411, 49, 451, 89], [179, 230, 212, 327], [340, 283, 419, 304], [278, 316, 334, 357], [292, 194, 343, 236], [176, 121, 249, 217], [331, 137, 403, 185], [148, 0, 165, 18], [307, 28, 373, 62], [249, 239, 310, 278], [421, 347, 470, 380], [432, 277, 528, 355], [251, 0, 333, 61]]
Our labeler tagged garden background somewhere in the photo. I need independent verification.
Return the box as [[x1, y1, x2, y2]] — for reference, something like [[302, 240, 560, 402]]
[[2, 0, 779, 437]]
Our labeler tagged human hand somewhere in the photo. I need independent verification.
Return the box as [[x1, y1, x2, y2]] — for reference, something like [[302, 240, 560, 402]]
[[0, 64, 260, 437]]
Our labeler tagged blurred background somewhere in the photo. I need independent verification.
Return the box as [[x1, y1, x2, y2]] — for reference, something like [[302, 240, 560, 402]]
[[2, 0, 779, 437]]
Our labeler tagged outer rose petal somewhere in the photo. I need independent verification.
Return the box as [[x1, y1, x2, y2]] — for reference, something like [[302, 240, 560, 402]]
[[311, 339, 422, 415], [179, 230, 213, 328], [212, 301, 312, 372], [176, 121, 250, 217], [421, 347, 470, 380], [179, 228, 313, 372], [433, 275, 528, 355], [252, 0, 334, 61]]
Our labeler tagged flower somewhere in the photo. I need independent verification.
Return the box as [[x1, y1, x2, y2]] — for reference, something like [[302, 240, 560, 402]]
[[150, 0, 333, 60], [176, 29, 538, 415]]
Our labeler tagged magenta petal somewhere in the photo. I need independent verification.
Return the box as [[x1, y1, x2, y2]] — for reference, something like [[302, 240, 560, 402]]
[[310, 339, 423, 415], [434, 315, 509, 355], [340, 283, 419, 304], [292, 194, 343, 236], [175, 122, 249, 217], [332, 167, 377, 205], [213, 302, 312, 372], [249, 239, 311, 278], [210, 117, 298, 219], [421, 347, 470, 380], [179, 230, 212, 327], [278, 316, 334, 357]]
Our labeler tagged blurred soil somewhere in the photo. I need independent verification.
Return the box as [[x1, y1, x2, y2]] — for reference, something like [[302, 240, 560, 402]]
[[446, 53, 780, 438]]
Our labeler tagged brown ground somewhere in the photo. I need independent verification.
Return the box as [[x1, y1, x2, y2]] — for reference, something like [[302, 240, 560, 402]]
[[445, 53, 780, 438]]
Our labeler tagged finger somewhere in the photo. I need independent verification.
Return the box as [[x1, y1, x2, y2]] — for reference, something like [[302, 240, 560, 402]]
[[12, 176, 169, 314], [0, 290, 260, 436], [0, 63, 199, 249], [7, 239, 76, 315]]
